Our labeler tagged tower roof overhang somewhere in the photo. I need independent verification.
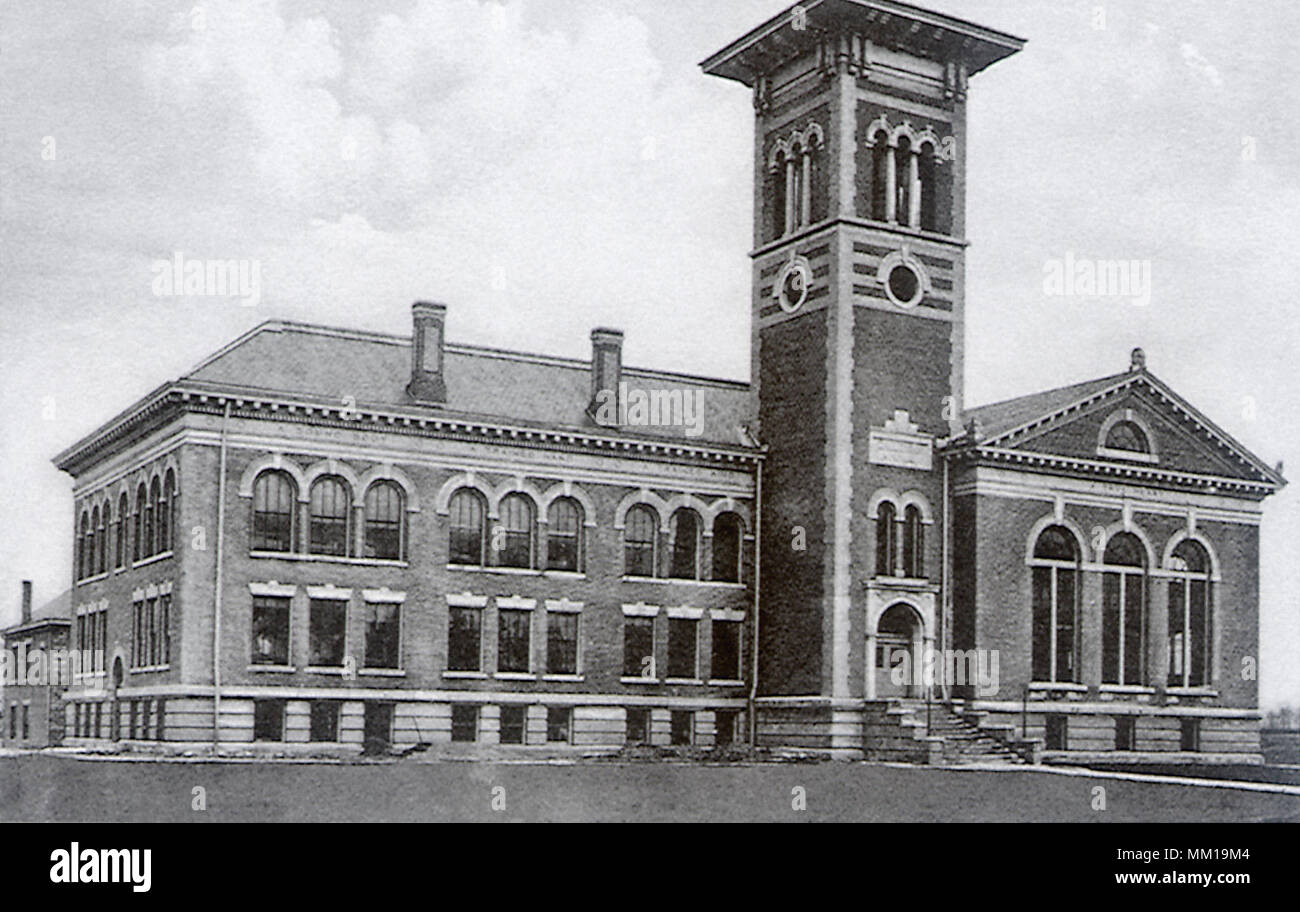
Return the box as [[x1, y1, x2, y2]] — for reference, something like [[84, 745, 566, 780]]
[[700, 0, 1025, 88]]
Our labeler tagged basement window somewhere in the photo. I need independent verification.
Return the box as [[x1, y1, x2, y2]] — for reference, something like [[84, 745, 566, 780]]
[[500, 705, 526, 745], [451, 705, 478, 743], [1045, 714, 1067, 751], [253, 700, 285, 742], [1180, 718, 1200, 752], [1115, 716, 1136, 752]]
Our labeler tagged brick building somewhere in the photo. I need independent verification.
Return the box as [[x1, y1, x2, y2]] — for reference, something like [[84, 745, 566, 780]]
[[1, 582, 71, 748], [53, 0, 1284, 762]]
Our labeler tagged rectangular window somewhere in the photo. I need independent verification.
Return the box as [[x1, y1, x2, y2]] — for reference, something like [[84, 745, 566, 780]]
[[626, 708, 650, 744], [547, 707, 571, 744], [309, 599, 347, 667], [253, 700, 285, 742], [1045, 714, 1067, 751], [497, 609, 531, 674], [128, 700, 138, 739], [158, 594, 171, 666], [546, 526, 579, 572], [145, 596, 157, 667], [8, 704, 16, 739], [451, 704, 478, 743], [1180, 718, 1200, 752], [364, 702, 393, 751], [623, 616, 654, 678], [499, 705, 526, 745], [710, 620, 741, 681], [667, 618, 698, 679], [251, 596, 291, 666], [363, 602, 400, 670], [670, 710, 692, 746], [21, 704, 29, 740], [448, 606, 482, 672], [1115, 716, 1136, 752], [546, 612, 579, 675], [310, 701, 340, 742], [716, 710, 738, 747], [156, 699, 166, 742]]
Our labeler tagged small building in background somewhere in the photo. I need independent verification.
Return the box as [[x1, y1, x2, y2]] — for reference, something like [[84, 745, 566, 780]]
[[1, 581, 72, 748]]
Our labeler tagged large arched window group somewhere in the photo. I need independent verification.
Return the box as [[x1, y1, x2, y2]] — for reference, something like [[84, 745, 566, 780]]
[[770, 124, 824, 239], [868, 126, 942, 233], [76, 468, 177, 582], [1027, 520, 1220, 690], [620, 503, 744, 583], [872, 492, 929, 580], [250, 469, 408, 561]]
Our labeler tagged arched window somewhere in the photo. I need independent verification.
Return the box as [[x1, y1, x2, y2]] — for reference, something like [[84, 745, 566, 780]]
[[1030, 526, 1080, 683], [624, 505, 658, 578], [146, 477, 159, 558], [894, 136, 913, 227], [251, 471, 295, 553], [712, 513, 743, 584], [546, 497, 583, 572], [902, 506, 924, 579], [160, 470, 175, 554], [98, 503, 108, 573], [309, 476, 351, 557], [448, 489, 486, 567], [918, 143, 937, 232], [1105, 421, 1149, 454], [669, 508, 701, 580], [772, 151, 788, 239], [363, 482, 404, 561], [875, 501, 897, 577], [1169, 540, 1213, 688], [497, 493, 535, 569], [134, 484, 147, 562], [870, 131, 890, 221], [116, 493, 128, 569], [77, 511, 90, 580], [88, 506, 99, 576], [1103, 533, 1146, 686]]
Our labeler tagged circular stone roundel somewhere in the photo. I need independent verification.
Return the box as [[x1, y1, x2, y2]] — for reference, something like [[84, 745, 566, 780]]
[[775, 257, 812, 314], [877, 249, 930, 310]]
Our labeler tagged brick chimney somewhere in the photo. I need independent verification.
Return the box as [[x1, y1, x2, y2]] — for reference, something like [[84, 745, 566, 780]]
[[588, 328, 624, 427], [21, 580, 31, 624], [407, 301, 448, 404]]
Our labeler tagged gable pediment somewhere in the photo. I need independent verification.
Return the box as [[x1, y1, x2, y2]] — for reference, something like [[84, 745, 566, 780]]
[[955, 371, 1284, 492]]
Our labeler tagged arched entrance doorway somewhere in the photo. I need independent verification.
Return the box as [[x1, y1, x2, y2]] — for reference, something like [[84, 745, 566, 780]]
[[874, 602, 923, 698]]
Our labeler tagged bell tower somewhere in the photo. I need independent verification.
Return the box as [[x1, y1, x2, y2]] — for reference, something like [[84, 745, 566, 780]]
[[702, 0, 1023, 752]]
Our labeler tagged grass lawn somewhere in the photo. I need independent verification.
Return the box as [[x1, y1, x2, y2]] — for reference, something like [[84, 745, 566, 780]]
[[2, 754, 1298, 822]]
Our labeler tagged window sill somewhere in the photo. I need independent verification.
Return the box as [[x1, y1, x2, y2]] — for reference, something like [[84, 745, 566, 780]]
[[248, 664, 296, 674], [448, 564, 539, 576], [1167, 687, 1218, 697], [131, 551, 175, 570], [360, 668, 404, 677], [1028, 682, 1087, 692], [620, 676, 660, 685], [443, 670, 488, 679], [621, 576, 742, 587], [77, 571, 112, 586], [665, 677, 705, 685], [542, 674, 584, 682], [249, 552, 407, 568], [494, 672, 536, 681], [1099, 684, 1156, 694], [129, 665, 171, 675], [304, 666, 348, 675], [708, 679, 746, 688]]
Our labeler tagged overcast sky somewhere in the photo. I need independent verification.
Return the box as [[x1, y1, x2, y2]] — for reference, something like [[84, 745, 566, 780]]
[[1, 0, 1296, 707]]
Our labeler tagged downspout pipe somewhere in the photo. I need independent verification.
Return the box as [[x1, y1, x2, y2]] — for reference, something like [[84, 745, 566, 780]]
[[748, 454, 763, 746], [941, 452, 951, 702], [212, 401, 231, 749]]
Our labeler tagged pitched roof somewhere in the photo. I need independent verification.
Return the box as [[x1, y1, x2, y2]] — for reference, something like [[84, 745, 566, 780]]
[[182, 321, 753, 447], [2, 590, 71, 635], [964, 371, 1131, 440], [958, 368, 1285, 489]]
